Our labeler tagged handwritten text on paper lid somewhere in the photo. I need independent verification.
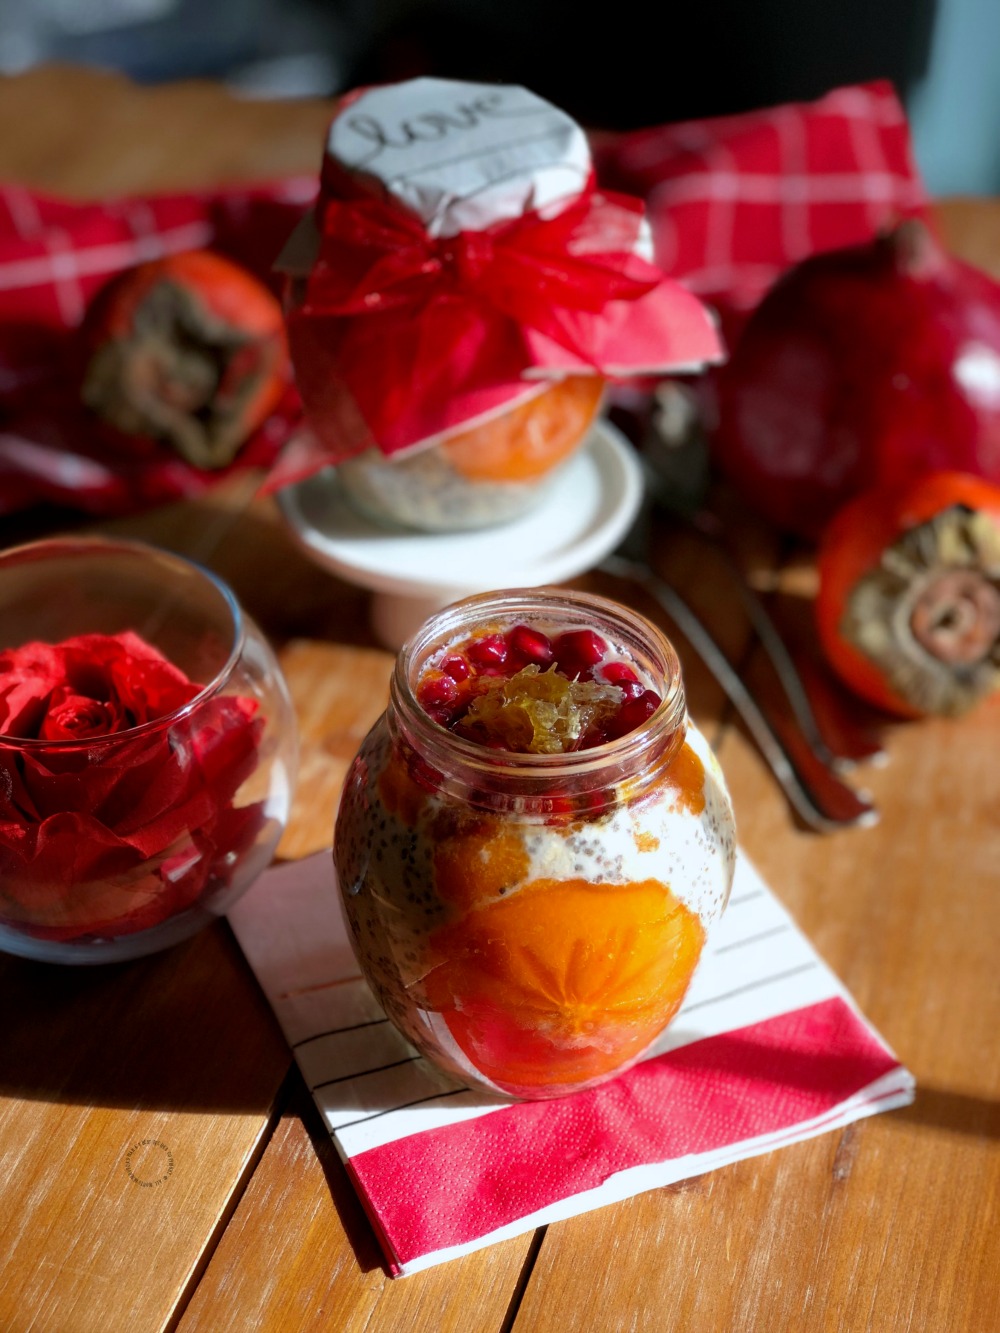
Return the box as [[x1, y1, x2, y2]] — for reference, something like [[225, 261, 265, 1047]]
[[326, 78, 591, 238]]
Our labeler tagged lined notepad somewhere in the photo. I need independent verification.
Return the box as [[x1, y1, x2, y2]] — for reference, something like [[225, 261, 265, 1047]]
[[229, 852, 913, 1275]]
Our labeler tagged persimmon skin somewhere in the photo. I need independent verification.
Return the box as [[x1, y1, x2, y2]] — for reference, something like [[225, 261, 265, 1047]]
[[81, 250, 289, 464], [87, 250, 286, 343], [816, 471, 1000, 716]]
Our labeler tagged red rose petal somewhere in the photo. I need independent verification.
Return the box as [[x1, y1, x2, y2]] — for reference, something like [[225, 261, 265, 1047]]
[[38, 689, 123, 740]]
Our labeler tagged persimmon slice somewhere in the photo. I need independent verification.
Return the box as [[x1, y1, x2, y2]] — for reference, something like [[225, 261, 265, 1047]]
[[423, 876, 705, 1093], [441, 376, 604, 484]]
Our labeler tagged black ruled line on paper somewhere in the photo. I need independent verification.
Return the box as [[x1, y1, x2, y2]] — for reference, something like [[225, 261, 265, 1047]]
[[712, 924, 791, 954], [726, 889, 765, 908], [390, 126, 574, 182], [292, 1016, 391, 1048], [333, 1087, 473, 1132], [682, 961, 820, 1014], [312, 1055, 421, 1092]]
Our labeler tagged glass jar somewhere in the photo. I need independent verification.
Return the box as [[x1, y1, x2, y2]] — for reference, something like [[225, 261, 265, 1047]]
[[0, 537, 298, 964], [285, 279, 605, 531], [333, 588, 736, 1100], [332, 377, 606, 532]]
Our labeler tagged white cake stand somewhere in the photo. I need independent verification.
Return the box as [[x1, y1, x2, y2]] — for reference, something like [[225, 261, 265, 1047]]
[[276, 419, 644, 648]]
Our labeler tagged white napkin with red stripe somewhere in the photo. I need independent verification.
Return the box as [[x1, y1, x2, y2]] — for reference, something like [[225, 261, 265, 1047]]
[[229, 850, 913, 1276]]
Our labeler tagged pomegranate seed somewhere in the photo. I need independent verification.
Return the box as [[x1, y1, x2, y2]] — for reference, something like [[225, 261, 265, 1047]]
[[418, 672, 459, 708], [441, 653, 470, 681], [553, 629, 607, 679], [610, 689, 662, 738], [600, 660, 639, 686], [507, 624, 555, 667], [541, 794, 576, 825], [409, 755, 444, 791], [466, 634, 508, 668]]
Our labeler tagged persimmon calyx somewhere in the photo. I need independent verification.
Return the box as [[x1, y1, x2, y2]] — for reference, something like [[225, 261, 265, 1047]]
[[83, 279, 278, 469], [843, 504, 1000, 715]]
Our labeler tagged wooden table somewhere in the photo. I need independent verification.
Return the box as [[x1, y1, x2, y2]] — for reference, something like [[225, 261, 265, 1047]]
[[1, 66, 998, 1333]]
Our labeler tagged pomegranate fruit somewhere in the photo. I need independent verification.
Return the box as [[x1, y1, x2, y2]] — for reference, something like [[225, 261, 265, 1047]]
[[710, 220, 1000, 540]]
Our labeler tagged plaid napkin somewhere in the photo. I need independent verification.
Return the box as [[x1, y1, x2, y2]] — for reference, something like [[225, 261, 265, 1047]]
[[0, 179, 314, 515], [229, 849, 913, 1276], [0, 80, 925, 516], [593, 79, 927, 340]]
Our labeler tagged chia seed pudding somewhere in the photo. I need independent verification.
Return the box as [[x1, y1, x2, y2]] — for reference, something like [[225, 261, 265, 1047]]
[[332, 377, 605, 532], [333, 588, 736, 1099]]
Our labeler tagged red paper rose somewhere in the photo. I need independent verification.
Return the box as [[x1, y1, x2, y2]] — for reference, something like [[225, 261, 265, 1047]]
[[0, 631, 264, 941]]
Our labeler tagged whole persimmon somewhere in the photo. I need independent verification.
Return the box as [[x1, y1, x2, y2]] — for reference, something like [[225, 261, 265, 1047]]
[[816, 471, 1000, 716], [81, 250, 289, 470]]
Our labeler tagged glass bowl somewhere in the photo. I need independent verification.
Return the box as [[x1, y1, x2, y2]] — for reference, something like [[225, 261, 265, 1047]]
[[0, 537, 298, 964]]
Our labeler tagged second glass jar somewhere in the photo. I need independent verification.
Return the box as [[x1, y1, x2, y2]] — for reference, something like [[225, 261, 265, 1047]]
[[333, 588, 736, 1100]]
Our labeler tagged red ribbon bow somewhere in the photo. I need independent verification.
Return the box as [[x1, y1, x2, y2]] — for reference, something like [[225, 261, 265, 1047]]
[[301, 185, 663, 366]]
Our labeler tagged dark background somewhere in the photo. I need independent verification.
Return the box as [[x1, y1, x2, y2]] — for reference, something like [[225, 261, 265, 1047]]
[[5, 0, 996, 193], [0, 0, 936, 122], [348, 0, 936, 131]]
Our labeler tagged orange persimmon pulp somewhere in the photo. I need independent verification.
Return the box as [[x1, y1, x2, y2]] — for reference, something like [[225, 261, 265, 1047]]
[[441, 376, 604, 484], [433, 824, 530, 913], [423, 877, 704, 1092]]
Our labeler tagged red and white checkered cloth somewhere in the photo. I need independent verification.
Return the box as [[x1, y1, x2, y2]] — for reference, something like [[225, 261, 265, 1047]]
[[0, 80, 927, 517], [593, 79, 927, 343]]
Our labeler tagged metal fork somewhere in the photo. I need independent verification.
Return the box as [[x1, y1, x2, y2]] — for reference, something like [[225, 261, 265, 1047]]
[[600, 444, 880, 833]]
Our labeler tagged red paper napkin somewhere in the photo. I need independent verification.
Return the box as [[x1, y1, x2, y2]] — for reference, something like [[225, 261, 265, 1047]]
[[229, 850, 913, 1276]]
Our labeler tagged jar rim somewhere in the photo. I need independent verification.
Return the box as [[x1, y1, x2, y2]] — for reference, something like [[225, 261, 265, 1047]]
[[391, 585, 687, 779], [0, 536, 246, 751]]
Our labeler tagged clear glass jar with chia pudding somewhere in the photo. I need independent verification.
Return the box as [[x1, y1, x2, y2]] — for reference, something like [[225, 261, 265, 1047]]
[[333, 587, 736, 1100], [284, 271, 607, 534], [329, 376, 605, 532]]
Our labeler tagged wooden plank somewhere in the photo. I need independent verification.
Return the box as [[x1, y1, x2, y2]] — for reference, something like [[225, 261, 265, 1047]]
[[91, 486, 381, 658], [0, 65, 344, 1333], [276, 639, 394, 861], [176, 1075, 533, 1333], [2, 59, 998, 1333], [0, 635, 391, 1333], [0, 925, 291, 1333], [0, 65, 332, 196], [173, 639, 535, 1327]]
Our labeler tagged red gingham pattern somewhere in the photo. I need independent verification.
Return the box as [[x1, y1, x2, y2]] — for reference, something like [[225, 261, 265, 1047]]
[[0, 179, 315, 515], [0, 81, 926, 516], [593, 80, 927, 337]]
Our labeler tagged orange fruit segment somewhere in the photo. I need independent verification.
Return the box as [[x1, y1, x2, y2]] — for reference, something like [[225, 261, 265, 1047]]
[[422, 876, 705, 1093], [441, 376, 604, 484]]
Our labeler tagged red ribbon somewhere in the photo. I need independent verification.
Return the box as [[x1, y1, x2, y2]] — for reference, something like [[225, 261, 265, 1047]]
[[300, 185, 663, 365]]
